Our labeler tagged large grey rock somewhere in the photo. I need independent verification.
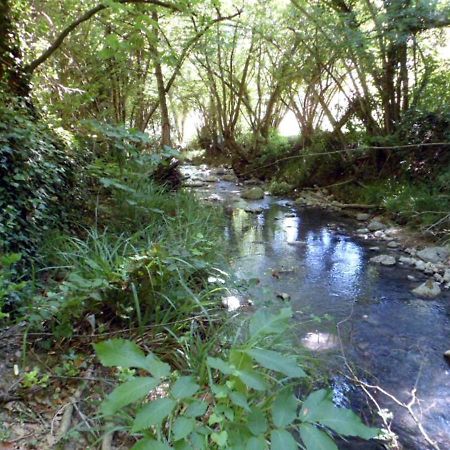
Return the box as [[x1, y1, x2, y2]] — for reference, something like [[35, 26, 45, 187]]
[[241, 186, 264, 200], [387, 241, 400, 249], [368, 220, 386, 232], [399, 256, 415, 265], [443, 269, 450, 283], [356, 228, 369, 234], [370, 255, 396, 266], [356, 213, 370, 221], [412, 279, 441, 298], [416, 246, 450, 264]]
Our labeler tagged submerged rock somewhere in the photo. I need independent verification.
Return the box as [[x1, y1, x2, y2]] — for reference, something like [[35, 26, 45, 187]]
[[356, 228, 369, 234], [367, 220, 386, 232], [370, 254, 396, 266], [417, 246, 450, 264], [412, 279, 441, 298], [387, 241, 400, 248], [276, 292, 291, 301], [241, 186, 264, 200]]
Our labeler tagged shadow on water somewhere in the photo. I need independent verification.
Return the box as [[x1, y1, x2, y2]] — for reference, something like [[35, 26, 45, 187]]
[[182, 165, 450, 450]]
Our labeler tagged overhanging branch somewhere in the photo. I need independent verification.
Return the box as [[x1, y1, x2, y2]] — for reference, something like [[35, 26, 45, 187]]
[[25, 0, 183, 73]]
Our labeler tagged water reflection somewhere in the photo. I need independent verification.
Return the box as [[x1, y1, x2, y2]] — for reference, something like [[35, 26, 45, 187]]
[[183, 165, 450, 450]]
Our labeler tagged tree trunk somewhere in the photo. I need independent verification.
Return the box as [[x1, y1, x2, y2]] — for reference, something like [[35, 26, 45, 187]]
[[150, 10, 171, 148], [0, 0, 32, 100]]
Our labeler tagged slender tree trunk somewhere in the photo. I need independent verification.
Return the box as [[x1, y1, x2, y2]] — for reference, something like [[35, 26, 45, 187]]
[[150, 10, 171, 148]]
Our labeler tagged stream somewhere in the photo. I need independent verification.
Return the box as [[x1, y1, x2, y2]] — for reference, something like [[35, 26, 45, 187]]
[[182, 164, 450, 450]]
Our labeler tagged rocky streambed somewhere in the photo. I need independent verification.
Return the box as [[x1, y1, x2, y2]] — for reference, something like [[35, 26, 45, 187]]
[[182, 163, 450, 450]]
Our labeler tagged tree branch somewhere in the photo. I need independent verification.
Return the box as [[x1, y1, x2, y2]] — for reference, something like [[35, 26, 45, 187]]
[[25, 0, 183, 73]]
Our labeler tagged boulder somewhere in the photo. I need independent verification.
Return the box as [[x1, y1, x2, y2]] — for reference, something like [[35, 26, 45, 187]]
[[412, 279, 441, 298], [241, 186, 264, 200], [370, 255, 396, 266], [399, 256, 415, 265], [417, 246, 450, 264], [387, 241, 400, 248], [356, 228, 369, 234], [444, 350, 450, 362], [222, 174, 237, 182], [356, 213, 370, 221], [415, 260, 426, 271], [368, 220, 386, 232], [443, 269, 450, 283]]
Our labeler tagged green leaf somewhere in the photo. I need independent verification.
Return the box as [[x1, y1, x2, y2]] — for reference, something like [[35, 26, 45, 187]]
[[173, 417, 195, 441], [299, 424, 338, 450], [247, 408, 268, 436], [211, 431, 228, 447], [236, 369, 268, 391], [171, 376, 200, 399], [185, 400, 208, 417], [131, 438, 173, 450], [272, 388, 297, 427], [101, 377, 158, 415], [299, 389, 329, 421], [270, 429, 297, 450], [249, 308, 292, 337], [132, 398, 176, 432], [311, 402, 379, 439], [247, 348, 306, 378], [145, 353, 171, 379], [229, 391, 251, 411], [94, 339, 148, 370], [94, 339, 170, 378], [207, 357, 234, 375], [245, 436, 267, 450]]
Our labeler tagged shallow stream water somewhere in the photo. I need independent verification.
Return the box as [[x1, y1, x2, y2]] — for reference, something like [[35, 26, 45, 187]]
[[182, 165, 450, 450]]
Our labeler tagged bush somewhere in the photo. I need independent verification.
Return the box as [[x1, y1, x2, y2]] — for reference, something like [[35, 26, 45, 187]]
[[94, 308, 380, 449], [0, 98, 84, 256]]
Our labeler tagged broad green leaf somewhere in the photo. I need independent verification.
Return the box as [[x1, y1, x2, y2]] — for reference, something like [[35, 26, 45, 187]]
[[270, 429, 297, 450], [190, 432, 206, 449], [131, 438, 173, 450], [211, 431, 228, 447], [171, 376, 200, 400], [94, 339, 148, 370], [236, 370, 268, 391], [247, 408, 268, 436], [247, 348, 306, 378], [246, 435, 267, 450], [185, 400, 208, 417], [101, 377, 158, 415], [207, 357, 234, 375], [299, 424, 338, 450], [249, 308, 292, 337], [272, 388, 298, 427], [311, 402, 379, 439], [145, 353, 171, 379], [94, 339, 170, 378], [299, 389, 329, 421], [229, 391, 251, 411], [132, 398, 176, 432], [173, 416, 195, 441]]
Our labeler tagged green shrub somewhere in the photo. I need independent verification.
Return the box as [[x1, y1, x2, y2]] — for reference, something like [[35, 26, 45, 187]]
[[268, 180, 294, 196], [95, 308, 380, 449], [0, 99, 84, 256]]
